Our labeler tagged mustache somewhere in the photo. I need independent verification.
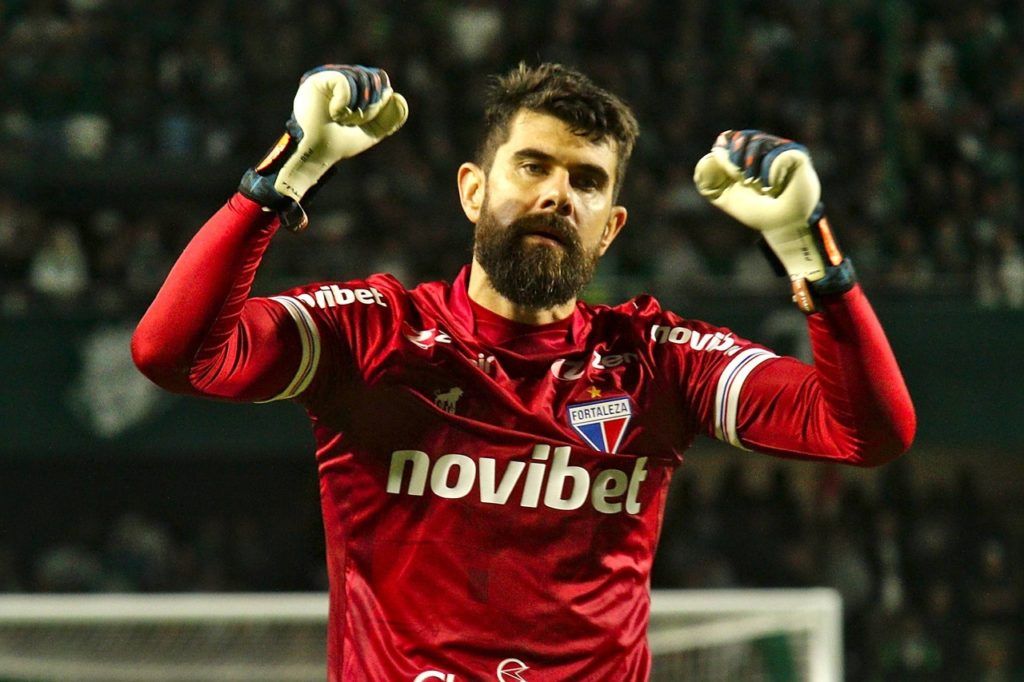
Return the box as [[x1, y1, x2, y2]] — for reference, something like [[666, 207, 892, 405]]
[[509, 212, 578, 246]]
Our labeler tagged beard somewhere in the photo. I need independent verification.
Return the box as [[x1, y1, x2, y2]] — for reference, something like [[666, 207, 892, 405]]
[[473, 202, 602, 309]]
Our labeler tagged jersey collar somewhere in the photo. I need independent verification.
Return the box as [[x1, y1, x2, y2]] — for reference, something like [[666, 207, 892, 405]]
[[448, 265, 588, 348]]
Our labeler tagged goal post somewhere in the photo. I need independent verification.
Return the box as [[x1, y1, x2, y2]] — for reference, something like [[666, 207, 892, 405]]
[[0, 589, 842, 681], [649, 589, 843, 682], [0, 593, 328, 682]]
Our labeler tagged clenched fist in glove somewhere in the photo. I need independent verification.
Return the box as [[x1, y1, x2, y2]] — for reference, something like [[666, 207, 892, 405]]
[[240, 65, 409, 232], [694, 130, 856, 312]]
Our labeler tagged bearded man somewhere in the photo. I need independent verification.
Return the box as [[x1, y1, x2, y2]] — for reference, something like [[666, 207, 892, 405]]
[[133, 63, 915, 681]]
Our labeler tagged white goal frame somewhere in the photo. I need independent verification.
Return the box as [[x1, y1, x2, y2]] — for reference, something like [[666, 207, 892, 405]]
[[650, 588, 843, 682], [0, 588, 842, 681]]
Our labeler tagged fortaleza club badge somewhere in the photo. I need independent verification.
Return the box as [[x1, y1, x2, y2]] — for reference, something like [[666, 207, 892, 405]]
[[567, 395, 633, 454]]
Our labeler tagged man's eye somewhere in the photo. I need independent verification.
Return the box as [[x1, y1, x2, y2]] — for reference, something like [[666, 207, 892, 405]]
[[574, 176, 601, 192], [522, 163, 546, 175]]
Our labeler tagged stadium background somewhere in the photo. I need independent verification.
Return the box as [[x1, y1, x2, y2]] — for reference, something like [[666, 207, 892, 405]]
[[0, 0, 1021, 678]]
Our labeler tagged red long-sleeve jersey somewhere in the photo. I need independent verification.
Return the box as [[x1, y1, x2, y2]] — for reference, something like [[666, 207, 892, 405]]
[[133, 195, 915, 681]]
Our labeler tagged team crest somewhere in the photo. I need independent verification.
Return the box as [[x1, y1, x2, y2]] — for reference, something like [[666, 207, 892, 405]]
[[567, 395, 632, 454]]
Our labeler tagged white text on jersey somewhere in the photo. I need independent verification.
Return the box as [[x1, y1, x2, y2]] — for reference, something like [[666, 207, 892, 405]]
[[650, 325, 740, 355], [295, 285, 387, 310], [386, 444, 648, 514], [550, 351, 639, 380]]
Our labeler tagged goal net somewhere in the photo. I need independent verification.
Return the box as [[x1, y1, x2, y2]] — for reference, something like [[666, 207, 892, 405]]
[[0, 589, 841, 681], [648, 589, 842, 682]]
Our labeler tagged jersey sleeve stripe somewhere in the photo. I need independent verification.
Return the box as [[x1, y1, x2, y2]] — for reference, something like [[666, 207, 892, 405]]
[[714, 348, 777, 448], [258, 295, 321, 402]]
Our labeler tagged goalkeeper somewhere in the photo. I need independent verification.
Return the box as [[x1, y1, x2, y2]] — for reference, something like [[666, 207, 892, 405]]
[[133, 63, 915, 680]]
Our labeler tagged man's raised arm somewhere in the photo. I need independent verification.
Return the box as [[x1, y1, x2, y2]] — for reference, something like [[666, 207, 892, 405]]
[[131, 65, 408, 399], [694, 130, 916, 465]]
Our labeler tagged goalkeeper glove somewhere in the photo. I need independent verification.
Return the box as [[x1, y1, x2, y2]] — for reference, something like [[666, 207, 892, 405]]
[[239, 64, 409, 232], [693, 130, 856, 312]]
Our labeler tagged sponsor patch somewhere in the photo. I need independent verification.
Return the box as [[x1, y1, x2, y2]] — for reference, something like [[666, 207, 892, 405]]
[[567, 396, 632, 454]]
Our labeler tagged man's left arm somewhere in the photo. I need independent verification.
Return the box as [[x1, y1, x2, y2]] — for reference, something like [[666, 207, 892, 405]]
[[694, 130, 916, 465], [735, 285, 915, 465]]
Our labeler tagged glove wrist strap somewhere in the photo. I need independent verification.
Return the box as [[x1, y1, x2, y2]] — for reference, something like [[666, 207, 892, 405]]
[[238, 168, 310, 233], [761, 203, 858, 313], [791, 258, 857, 313], [239, 119, 313, 233]]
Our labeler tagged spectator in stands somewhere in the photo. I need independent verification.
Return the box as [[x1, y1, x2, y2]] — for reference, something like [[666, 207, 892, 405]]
[[27, 221, 90, 305]]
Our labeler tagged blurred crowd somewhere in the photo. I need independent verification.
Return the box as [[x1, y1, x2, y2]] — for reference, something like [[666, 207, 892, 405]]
[[1, 1, 1023, 680], [654, 458, 1023, 681], [2, 0, 1024, 315]]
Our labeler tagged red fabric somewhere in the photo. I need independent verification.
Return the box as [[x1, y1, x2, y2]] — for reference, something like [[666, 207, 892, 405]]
[[737, 286, 916, 465], [131, 195, 300, 401]]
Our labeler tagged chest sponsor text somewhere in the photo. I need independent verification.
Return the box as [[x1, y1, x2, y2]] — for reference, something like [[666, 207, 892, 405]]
[[386, 444, 648, 514]]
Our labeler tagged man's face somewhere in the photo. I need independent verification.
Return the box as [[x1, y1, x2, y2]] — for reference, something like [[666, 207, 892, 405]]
[[468, 111, 626, 309]]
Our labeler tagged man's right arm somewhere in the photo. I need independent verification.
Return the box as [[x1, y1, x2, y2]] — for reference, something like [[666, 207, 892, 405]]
[[132, 65, 408, 400], [131, 195, 299, 400]]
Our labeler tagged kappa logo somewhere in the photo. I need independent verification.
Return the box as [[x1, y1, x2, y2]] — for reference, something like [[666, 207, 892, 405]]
[[433, 387, 463, 414], [496, 658, 529, 681], [567, 396, 633, 454]]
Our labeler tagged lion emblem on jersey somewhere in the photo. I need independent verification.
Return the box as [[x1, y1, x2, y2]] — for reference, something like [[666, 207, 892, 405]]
[[433, 387, 464, 414]]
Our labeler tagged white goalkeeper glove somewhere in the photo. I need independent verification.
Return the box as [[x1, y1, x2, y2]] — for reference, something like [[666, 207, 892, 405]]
[[694, 130, 855, 311], [240, 65, 409, 232]]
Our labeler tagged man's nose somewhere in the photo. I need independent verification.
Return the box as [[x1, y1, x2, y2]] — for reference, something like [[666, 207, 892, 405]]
[[537, 170, 574, 217]]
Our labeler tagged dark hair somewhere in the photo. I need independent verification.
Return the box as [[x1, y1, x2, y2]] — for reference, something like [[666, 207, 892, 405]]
[[477, 62, 639, 199]]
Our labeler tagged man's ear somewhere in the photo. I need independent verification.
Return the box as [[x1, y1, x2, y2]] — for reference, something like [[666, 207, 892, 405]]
[[457, 163, 485, 223], [598, 205, 628, 256]]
